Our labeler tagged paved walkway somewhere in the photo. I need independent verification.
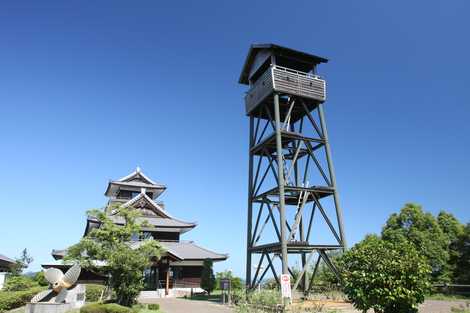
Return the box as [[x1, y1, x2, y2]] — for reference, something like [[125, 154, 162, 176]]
[[144, 298, 467, 313], [145, 298, 233, 313]]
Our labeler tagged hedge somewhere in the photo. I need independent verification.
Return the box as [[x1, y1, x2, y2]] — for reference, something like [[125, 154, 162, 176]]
[[147, 304, 159, 311], [2, 276, 39, 291], [0, 287, 45, 313], [80, 303, 134, 313], [85, 284, 106, 302]]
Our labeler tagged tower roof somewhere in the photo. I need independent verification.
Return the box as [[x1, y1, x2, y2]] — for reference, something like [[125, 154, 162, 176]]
[[117, 167, 161, 185], [105, 167, 166, 198], [239, 43, 328, 85]]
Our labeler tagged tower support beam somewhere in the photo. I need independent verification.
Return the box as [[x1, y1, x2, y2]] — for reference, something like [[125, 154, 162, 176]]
[[318, 104, 347, 248], [273, 93, 288, 281], [246, 116, 254, 288]]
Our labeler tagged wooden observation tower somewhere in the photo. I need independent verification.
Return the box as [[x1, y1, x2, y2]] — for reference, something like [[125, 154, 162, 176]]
[[239, 44, 346, 295]]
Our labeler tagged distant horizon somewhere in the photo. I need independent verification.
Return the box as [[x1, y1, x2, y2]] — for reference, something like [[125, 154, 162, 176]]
[[1, 0, 469, 278]]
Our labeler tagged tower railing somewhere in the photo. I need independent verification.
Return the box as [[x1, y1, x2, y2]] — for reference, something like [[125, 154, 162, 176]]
[[245, 65, 326, 115]]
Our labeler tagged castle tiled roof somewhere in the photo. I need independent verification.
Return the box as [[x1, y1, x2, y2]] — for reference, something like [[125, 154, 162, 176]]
[[52, 241, 227, 262]]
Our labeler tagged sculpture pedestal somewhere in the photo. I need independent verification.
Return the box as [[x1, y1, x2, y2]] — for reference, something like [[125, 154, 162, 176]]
[[25, 303, 73, 313], [26, 284, 86, 313]]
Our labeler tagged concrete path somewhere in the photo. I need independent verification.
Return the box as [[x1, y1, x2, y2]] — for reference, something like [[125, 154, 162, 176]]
[[145, 298, 234, 313], [143, 298, 467, 313]]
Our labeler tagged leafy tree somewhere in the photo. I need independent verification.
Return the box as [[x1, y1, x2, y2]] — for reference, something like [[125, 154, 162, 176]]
[[340, 234, 431, 313], [215, 270, 243, 290], [381, 203, 449, 281], [200, 259, 216, 295], [453, 223, 470, 284], [437, 211, 465, 282], [66, 206, 164, 307], [437, 211, 465, 242], [10, 248, 33, 276]]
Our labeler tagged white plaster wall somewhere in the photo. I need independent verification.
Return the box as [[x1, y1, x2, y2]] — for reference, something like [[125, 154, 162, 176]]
[[0, 272, 8, 289]]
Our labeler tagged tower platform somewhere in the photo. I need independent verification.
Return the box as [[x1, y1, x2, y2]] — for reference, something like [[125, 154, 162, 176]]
[[253, 185, 334, 204], [249, 242, 343, 254]]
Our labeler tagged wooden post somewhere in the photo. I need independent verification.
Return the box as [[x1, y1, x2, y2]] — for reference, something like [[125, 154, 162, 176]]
[[165, 269, 169, 296]]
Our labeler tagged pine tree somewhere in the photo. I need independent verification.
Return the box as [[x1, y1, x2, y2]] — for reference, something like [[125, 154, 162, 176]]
[[200, 259, 216, 295]]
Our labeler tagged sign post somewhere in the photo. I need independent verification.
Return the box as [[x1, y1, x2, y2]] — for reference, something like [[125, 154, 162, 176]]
[[220, 278, 231, 305], [280, 274, 292, 303]]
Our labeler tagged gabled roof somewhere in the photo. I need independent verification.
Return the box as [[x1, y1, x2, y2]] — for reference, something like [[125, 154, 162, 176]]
[[105, 167, 166, 198], [52, 240, 227, 262], [161, 241, 228, 261], [118, 167, 163, 186], [120, 191, 169, 218], [239, 43, 328, 85], [87, 190, 197, 235], [0, 254, 15, 264], [87, 215, 196, 232]]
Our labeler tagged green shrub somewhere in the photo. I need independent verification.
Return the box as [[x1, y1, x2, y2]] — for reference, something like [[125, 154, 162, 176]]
[[147, 304, 159, 310], [247, 289, 279, 307], [231, 288, 246, 305], [34, 271, 49, 286], [81, 303, 104, 313], [131, 303, 145, 313], [0, 287, 45, 313], [103, 303, 133, 313], [3, 275, 39, 291], [80, 303, 133, 313], [235, 289, 281, 313], [85, 284, 105, 302], [340, 235, 431, 313]]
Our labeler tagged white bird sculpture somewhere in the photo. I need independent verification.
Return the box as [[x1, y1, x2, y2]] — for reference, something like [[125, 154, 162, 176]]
[[31, 263, 81, 303]]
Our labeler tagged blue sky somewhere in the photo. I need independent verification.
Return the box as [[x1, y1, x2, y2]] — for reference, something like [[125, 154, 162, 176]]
[[0, 1, 469, 277]]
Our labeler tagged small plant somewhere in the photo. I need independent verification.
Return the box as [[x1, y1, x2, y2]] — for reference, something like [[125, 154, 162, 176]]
[[147, 304, 159, 310], [235, 289, 281, 313]]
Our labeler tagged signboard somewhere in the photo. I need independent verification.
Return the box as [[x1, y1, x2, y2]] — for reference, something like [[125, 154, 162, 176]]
[[280, 274, 292, 298], [220, 278, 231, 290]]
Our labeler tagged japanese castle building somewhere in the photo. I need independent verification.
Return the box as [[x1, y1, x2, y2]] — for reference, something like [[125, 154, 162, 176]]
[[47, 168, 227, 296]]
